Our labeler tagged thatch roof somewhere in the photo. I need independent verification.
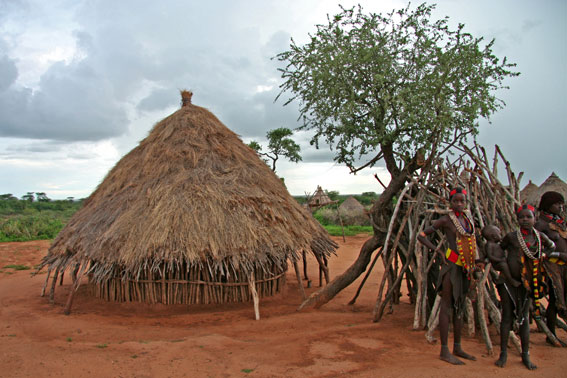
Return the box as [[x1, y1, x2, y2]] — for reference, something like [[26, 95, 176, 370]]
[[41, 93, 337, 285], [525, 172, 567, 207], [519, 180, 539, 205], [308, 186, 336, 207], [339, 196, 365, 214]]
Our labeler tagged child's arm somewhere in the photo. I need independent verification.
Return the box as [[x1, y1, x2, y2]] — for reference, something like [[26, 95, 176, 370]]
[[541, 232, 567, 263], [417, 217, 447, 262]]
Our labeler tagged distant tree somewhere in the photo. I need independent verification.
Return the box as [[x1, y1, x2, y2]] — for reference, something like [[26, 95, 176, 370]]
[[248, 127, 302, 172], [22, 192, 35, 202], [326, 190, 340, 201], [276, 3, 518, 308], [0, 194, 17, 201], [35, 192, 51, 202], [66, 197, 75, 202]]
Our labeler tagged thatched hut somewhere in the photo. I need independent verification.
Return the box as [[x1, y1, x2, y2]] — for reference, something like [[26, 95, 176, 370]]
[[39, 91, 337, 314], [525, 172, 567, 208], [519, 180, 539, 205], [338, 196, 369, 226], [308, 186, 337, 209]]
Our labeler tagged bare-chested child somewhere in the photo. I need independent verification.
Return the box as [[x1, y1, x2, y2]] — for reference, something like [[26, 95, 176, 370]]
[[535, 191, 567, 345], [495, 204, 567, 370], [418, 187, 480, 365], [482, 225, 521, 287]]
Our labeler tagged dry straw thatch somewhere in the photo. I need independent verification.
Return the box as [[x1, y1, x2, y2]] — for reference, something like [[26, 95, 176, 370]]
[[308, 186, 336, 208], [525, 172, 567, 207], [519, 180, 538, 205], [39, 91, 337, 310], [338, 196, 369, 226]]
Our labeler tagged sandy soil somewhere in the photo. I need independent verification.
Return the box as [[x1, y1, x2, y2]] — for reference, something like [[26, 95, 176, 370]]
[[1, 235, 566, 378]]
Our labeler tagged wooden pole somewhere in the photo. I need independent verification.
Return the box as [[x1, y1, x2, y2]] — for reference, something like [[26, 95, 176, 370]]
[[248, 274, 260, 320], [293, 260, 307, 300]]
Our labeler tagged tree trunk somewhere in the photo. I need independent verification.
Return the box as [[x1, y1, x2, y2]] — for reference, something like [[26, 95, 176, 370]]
[[298, 156, 417, 310]]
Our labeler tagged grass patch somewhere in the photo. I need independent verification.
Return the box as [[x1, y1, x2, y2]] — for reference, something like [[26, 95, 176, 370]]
[[131, 355, 138, 359], [139, 340, 150, 344], [170, 339, 185, 343], [3, 264, 31, 270], [95, 343, 108, 349], [241, 369, 254, 373], [66, 337, 72, 342], [323, 225, 373, 236]]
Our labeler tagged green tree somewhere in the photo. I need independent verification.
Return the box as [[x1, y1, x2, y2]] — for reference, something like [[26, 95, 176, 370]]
[[276, 3, 518, 308], [248, 127, 302, 172], [22, 192, 35, 202]]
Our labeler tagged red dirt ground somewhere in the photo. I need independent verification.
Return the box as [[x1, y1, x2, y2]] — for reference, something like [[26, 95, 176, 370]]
[[1, 235, 566, 377]]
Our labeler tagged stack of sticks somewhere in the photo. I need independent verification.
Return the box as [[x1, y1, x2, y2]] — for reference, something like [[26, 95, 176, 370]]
[[350, 142, 566, 354]]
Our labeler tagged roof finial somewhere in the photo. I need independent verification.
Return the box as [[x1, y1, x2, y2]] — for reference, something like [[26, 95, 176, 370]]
[[180, 90, 193, 107]]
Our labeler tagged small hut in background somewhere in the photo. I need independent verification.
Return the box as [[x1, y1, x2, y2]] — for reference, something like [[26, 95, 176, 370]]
[[525, 172, 567, 208], [338, 196, 369, 226], [520, 180, 539, 205], [39, 90, 337, 316], [307, 186, 338, 211]]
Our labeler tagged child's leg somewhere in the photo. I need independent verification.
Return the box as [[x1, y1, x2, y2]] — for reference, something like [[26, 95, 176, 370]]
[[439, 272, 464, 365]]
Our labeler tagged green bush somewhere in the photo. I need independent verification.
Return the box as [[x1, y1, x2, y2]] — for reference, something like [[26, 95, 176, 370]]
[[323, 225, 373, 236], [0, 214, 64, 242]]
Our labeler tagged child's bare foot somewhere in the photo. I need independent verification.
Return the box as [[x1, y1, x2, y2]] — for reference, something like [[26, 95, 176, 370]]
[[522, 352, 537, 370], [454, 346, 476, 361], [495, 351, 507, 368], [441, 346, 465, 365]]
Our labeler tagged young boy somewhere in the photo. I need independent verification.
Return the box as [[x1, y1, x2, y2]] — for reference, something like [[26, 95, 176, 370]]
[[482, 224, 521, 287], [535, 191, 567, 345], [496, 204, 566, 370], [418, 187, 480, 365]]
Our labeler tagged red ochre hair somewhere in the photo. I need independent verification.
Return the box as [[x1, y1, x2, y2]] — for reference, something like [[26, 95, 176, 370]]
[[516, 204, 535, 214]]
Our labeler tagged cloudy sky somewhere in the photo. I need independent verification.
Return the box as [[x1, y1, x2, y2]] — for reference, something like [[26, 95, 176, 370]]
[[0, 0, 565, 199]]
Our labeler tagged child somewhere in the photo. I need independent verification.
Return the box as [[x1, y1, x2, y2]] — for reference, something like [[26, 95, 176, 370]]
[[496, 204, 566, 370], [418, 187, 480, 365], [535, 191, 567, 345], [482, 225, 521, 287]]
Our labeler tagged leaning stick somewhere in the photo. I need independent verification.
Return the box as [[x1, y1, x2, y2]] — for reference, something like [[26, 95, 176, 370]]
[[293, 260, 307, 300], [248, 274, 260, 320], [41, 267, 52, 297], [535, 317, 562, 347], [348, 247, 384, 305], [425, 295, 442, 344]]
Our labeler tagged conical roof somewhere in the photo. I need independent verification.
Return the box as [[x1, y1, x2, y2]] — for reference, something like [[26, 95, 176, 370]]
[[520, 180, 539, 205], [526, 172, 567, 207], [308, 186, 336, 207], [42, 93, 337, 282], [339, 196, 365, 214]]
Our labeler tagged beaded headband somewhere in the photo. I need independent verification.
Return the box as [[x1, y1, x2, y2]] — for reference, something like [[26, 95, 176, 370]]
[[516, 204, 535, 214], [449, 188, 467, 198]]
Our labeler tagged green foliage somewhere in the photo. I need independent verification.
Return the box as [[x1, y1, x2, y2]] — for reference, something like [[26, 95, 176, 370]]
[[323, 225, 373, 236], [248, 127, 302, 172], [3, 264, 31, 270], [276, 3, 518, 174], [0, 195, 83, 241]]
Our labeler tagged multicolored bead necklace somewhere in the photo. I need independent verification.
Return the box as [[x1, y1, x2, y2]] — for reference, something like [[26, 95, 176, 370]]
[[516, 228, 543, 317], [449, 210, 476, 276]]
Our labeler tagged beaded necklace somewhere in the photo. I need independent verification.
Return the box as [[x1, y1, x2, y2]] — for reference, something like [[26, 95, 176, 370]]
[[516, 228, 543, 318], [448, 210, 476, 275]]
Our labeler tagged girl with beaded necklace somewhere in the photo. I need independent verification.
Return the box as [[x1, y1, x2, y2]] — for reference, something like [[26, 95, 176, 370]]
[[496, 204, 566, 370], [418, 187, 481, 366]]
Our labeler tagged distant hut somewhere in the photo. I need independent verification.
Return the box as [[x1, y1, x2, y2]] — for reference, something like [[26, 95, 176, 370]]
[[39, 90, 337, 315], [339, 196, 369, 226], [526, 172, 567, 208], [520, 180, 539, 206], [308, 186, 337, 210]]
